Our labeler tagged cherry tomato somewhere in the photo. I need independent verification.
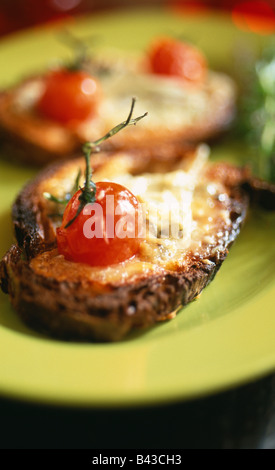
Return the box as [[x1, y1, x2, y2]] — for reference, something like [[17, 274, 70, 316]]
[[148, 37, 207, 84], [56, 182, 144, 267], [37, 69, 101, 125]]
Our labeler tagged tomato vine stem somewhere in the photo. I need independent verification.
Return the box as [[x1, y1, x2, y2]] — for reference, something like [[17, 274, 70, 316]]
[[64, 98, 147, 228]]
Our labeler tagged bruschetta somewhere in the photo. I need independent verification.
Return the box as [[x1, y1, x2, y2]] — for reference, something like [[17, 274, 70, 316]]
[[1, 142, 254, 341]]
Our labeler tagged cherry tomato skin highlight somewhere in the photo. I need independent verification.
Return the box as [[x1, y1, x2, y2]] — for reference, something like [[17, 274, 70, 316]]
[[37, 69, 101, 124], [148, 37, 207, 83], [56, 182, 144, 267]]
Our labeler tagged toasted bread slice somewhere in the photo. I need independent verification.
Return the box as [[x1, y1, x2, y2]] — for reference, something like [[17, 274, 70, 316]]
[[0, 144, 254, 341], [0, 57, 236, 166]]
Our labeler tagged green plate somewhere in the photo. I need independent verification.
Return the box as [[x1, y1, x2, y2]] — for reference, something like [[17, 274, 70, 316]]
[[0, 7, 275, 407]]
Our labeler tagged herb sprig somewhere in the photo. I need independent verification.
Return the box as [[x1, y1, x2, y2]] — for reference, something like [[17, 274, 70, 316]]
[[44, 169, 81, 207], [236, 42, 275, 182], [44, 98, 147, 228]]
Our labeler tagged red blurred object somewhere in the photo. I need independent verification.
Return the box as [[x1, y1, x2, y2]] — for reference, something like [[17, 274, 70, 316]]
[[169, 1, 275, 33], [148, 36, 207, 82], [37, 69, 101, 125], [231, 1, 275, 34]]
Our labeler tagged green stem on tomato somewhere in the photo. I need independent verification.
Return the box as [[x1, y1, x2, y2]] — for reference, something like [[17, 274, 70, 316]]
[[64, 98, 148, 229], [44, 168, 82, 207], [44, 193, 70, 205]]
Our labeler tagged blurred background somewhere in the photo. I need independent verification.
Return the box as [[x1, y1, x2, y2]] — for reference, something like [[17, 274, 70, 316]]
[[1, 0, 275, 37]]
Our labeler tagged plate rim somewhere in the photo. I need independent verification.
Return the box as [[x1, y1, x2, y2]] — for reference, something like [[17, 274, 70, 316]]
[[0, 8, 275, 408]]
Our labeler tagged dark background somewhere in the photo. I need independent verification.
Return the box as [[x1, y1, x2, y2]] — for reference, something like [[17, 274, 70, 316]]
[[0, 373, 275, 449]]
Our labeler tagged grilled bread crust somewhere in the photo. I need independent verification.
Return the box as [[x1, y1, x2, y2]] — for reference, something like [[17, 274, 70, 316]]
[[0, 146, 256, 341], [1, 244, 229, 341]]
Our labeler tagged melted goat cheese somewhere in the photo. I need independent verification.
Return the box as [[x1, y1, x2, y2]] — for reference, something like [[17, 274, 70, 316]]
[[38, 146, 235, 284], [97, 144, 210, 265], [97, 70, 235, 131]]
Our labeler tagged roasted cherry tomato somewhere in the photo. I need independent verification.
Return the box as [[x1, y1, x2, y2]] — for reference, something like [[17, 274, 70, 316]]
[[148, 37, 207, 83], [37, 69, 101, 125], [56, 182, 144, 267]]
